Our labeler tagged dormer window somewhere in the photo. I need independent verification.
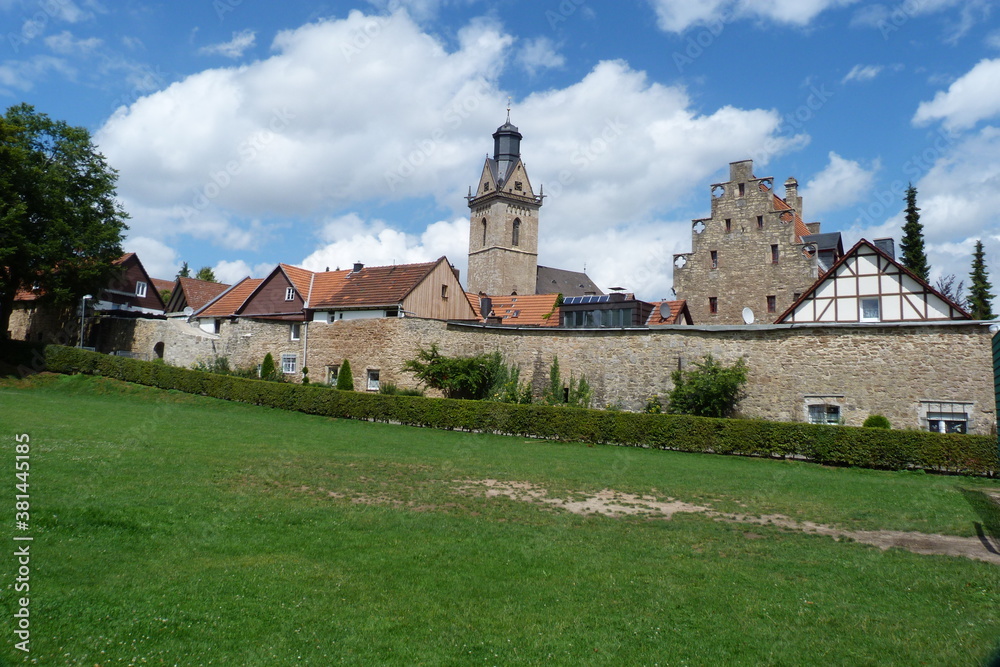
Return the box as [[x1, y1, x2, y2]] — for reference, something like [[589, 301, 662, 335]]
[[135, 281, 147, 298], [284, 287, 295, 301]]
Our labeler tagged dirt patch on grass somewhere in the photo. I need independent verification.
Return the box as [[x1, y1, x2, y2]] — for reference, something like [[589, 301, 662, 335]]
[[457, 479, 1000, 565]]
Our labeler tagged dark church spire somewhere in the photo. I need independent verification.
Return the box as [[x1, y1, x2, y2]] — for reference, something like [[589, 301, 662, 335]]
[[492, 118, 522, 185]]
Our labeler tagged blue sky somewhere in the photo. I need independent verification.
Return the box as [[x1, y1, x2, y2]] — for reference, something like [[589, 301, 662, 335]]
[[3, 0, 1000, 301]]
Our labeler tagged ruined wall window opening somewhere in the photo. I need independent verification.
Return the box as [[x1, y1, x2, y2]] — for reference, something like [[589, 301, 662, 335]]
[[725, 219, 732, 233], [284, 287, 295, 301], [709, 297, 718, 314], [512, 219, 521, 247], [808, 404, 840, 425], [771, 244, 779, 264], [281, 354, 297, 374], [710, 250, 718, 269], [738, 183, 745, 197], [290, 322, 301, 341], [367, 369, 380, 392], [135, 281, 147, 298], [757, 215, 764, 229], [860, 298, 880, 322], [766, 295, 776, 313], [921, 401, 971, 434]]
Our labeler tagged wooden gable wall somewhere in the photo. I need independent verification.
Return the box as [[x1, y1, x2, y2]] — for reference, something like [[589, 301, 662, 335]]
[[402, 261, 476, 320], [239, 269, 305, 320]]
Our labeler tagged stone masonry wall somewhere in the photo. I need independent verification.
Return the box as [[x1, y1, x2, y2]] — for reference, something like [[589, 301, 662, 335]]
[[673, 160, 820, 324], [100, 316, 996, 433]]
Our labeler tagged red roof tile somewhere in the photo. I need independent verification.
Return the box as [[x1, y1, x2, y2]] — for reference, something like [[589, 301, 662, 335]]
[[151, 278, 174, 293], [174, 277, 230, 310], [308, 259, 441, 308], [479, 293, 561, 326], [196, 277, 263, 317], [646, 300, 691, 325]]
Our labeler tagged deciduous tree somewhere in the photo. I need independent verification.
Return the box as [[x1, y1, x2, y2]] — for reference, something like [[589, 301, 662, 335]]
[[0, 104, 128, 337]]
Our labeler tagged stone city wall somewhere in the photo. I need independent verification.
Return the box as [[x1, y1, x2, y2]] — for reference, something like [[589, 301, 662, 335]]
[[101, 316, 996, 432]]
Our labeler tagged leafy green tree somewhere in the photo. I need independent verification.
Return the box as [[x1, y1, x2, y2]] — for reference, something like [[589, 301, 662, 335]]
[[486, 357, 532, 404], [195, 266, 216, 282], [260, 353, 277, 381], [900, 184, 929, 281], [403, 344, 502, 400], [177, 262, 191, 278], [336, 359, 354, 390], [968, 240, 996, 320], [0, 103, 128, 338], [666, 354, 748, 418]]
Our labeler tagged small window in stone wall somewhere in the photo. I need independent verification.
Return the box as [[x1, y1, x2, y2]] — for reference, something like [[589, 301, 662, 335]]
[[710, 250, 718, 269], [808, 404, 840, 425], [766, 295, 776, 313], [327, 365, 339, 384], [921, 401, 972, 434], [290, 322, 301, 341], [281, 354, 297, 374], [709, 297, 718, 314], [367, 369, 380, 391], [771, 244, 779, 263], [757, 215, 764, 229], [738, 183, 745, 197], [725, 219, 732, 233]]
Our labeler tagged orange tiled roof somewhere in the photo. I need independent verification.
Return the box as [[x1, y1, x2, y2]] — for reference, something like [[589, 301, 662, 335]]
[[196, 277, 263, 317], [175, 277, 230, 310], [480, 293, 561, 326], [466, 292, 483, 319], [308, 259, 441, 308], [759, 182, 812, 241], [646, 300, 690, 325], [280, 264, 314, 298], [305, 270, 348, 307]]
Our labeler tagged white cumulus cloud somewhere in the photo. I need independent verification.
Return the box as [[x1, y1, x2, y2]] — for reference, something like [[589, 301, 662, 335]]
[[913, 58, 1000, 130], [648, 0, 858, 33], [800, 152, 879, 218], [516, 36, 566, 76]]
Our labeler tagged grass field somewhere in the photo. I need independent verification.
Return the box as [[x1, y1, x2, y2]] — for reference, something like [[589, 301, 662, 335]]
[[1, 373, 999, 665]]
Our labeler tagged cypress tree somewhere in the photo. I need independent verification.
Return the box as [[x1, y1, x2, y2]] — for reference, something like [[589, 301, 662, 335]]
[[899, 184, 930, 281], [260, 353, 277, 381], [967, 240, 996, 320], [336, 359, 354, 390]]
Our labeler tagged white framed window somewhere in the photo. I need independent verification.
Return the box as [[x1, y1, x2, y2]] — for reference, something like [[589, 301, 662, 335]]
[[920, 401, 972, 434], [284, 287, 295, 301], [290, 323, 301, 341], [135, 281, 147, 298], [366, 369, 380, 391], [808, 404, 840, 425], [281, 354, 297, 374], [860, 298, 880, 322]]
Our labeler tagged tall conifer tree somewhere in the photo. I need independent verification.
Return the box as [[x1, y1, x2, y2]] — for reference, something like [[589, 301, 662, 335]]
[[967, 240, 996, 320], [899, 184, 930, 281]]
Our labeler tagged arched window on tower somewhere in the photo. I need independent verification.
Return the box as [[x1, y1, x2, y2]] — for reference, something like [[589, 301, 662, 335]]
[[512, 219, 521, 247], [481, 219, 487, 247]]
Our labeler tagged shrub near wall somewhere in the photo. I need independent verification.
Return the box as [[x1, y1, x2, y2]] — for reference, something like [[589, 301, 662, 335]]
[[44, 346, 999, 476]]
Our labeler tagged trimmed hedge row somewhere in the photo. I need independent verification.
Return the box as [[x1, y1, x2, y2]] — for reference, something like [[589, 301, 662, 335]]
[[44, 345, 999, 476]]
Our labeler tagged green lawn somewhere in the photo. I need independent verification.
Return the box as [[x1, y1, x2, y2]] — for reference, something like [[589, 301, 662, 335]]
[[1, 373, 999, 665]]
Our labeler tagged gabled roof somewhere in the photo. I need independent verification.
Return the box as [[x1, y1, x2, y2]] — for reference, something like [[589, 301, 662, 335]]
[[776, 238, 971, 323], [151, 278, 174, 294], [194, 277, 263, 317], [535, 266, 603, 297], [646, 300, 692, 326], [309, 258, 443, 309], [477, 293, 561, 327], [281, 263, 314, 298], [166, 277, 230, 312]]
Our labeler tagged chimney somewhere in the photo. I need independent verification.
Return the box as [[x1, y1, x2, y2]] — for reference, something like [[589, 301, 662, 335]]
[[784, 177, 802, 221], [352, 261, 364, 273], [873, 238, 895, 260]]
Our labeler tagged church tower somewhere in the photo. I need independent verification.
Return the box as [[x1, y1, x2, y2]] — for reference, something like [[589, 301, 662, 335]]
[[466, 117, 542, 295]]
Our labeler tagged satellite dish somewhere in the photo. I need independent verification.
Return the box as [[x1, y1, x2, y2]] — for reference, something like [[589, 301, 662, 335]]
[[990, 324, 1000, 334], [183, 306, 194, 316], [659, 302, 671, 319], [741, 307, 755, 325]]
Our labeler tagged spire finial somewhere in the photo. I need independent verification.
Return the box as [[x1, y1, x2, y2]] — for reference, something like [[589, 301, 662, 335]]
[[506, 96, 511, 123]]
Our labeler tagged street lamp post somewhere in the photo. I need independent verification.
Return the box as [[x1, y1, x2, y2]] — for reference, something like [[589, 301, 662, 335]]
[[79, 294, 93, 348]]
